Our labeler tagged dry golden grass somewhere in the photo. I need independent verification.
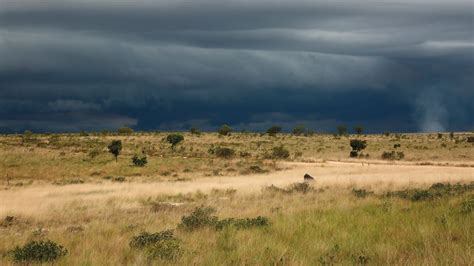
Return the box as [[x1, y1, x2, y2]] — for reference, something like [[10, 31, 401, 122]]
[[0, 132, 473, 265]]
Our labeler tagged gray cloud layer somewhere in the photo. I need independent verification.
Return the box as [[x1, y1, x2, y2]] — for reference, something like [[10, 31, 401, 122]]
[[0, 0, 473, 132]]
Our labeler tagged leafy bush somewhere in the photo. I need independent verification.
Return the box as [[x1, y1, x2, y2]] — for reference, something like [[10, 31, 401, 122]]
[[10, 240, 67, 263], [145, 239, 182, 260], [247, 165, 267, 173], [292, 125, 306, 135], [214, 147, 235, 159], [108, 140, 122, 161], [353, 126, 364, 135], [178, 206, 218, 231], [460, 196, 474, 213], [287, 182, 312, 193], [386, 182, 474, 201], [336, 125, 347, 136], [215, 216, 269, 230], [166, 134, 184, 150], [218, 124, 233, 136], [349, 151, 358, 158], [112, 176, 126, 182], [270, 145, 290, 159], [132, 154, 147, 167], [130, 230, 175, 249], [393, 143, 401, 149], [467, 136, 474, 144], [352, 188, 373, 198], [266, 126, 282, 136], [118, 126, 134, 135], [381, 151, 404, 160], [239, 151, 251, 158], [189, 127, 201, 135]]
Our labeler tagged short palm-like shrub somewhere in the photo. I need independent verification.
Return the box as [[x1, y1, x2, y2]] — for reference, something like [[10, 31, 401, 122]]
[[10, 240, 67, 263]]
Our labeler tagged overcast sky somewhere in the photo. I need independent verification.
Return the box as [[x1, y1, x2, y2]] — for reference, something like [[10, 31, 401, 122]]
[[0, 0, 473, 133]]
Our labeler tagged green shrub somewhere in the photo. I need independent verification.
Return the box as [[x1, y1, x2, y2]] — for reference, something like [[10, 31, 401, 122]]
[[352, 188, 373, 198], [460, 196, 474, 213], [266, 126, 282, 136], [381, 151, 404, 160], [218, 124, 233, 136], [10, 240, 67, 263], [130, 230, 175, 249], [112, 176, 126, 182], [132, 154, 147, 167], [118, 126, 134, 135], [215, 216, 269, 230], [467, 136, 474, 144], [270, 145, 290, 159], [178, 206, 218, 231], [287, 182, 313, 193], [145, 239, 182, 260], [166, 134, 184, 150], [292, 125, 306, 135], [214, 147, 235, 159]]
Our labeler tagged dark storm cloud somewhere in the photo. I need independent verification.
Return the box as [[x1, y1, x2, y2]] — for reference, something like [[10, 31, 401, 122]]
[[0, 0, 473, 132]]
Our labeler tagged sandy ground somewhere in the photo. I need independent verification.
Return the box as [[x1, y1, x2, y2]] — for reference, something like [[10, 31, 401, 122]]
[[1, 161, 473, 216]]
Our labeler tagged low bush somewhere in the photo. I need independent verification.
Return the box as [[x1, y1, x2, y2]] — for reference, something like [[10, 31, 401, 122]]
[[352, 188, 373, 198], [132, 154, 147, 167], [467, 136, 474, 144], [270, 145, 290, 159], [460, 196, 474, 213], [178, 206, 218, 231], [215, 216, 269, 230], [145, 239, 183, 260], [130, 230, 175, 249], [386, 182, 474, 201], [10, 240, 68, 263], [214, 147, 235, 159], [381, 151, 405, 160]]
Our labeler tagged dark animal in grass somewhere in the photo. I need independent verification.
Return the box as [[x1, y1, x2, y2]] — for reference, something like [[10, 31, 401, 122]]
[[304, 174, 315, 182]]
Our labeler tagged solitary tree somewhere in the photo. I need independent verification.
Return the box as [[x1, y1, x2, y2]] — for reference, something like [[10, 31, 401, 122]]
[[166, 133, 184, 150], [354, 126, 364, 135], [337, 125, 348, 136], [118, 126, 134, 135], [266, 125, 282, 136], [349, 139, 367, 157], [218, 124, 233, 136], [292, 125, 306, 136], [108, 140, 122, 162]]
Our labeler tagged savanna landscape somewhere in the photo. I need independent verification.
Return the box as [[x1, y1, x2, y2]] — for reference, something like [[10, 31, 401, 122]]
[[1, 128, 473, 265]]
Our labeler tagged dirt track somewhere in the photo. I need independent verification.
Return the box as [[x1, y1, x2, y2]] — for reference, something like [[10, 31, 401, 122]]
[[1, 161, 473, 216]]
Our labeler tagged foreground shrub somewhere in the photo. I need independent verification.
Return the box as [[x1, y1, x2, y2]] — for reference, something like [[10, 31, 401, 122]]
[[178, 206, 218, 231], [270, 145, 290, 159], [130, 230, 175, 249], [145, 239, 183, 260], [349, 139, 367, 157], [215, 216, 269, 230], [132, 154, 148, 167], [386, 182, 474, 201], [10, 240, 67, 263]]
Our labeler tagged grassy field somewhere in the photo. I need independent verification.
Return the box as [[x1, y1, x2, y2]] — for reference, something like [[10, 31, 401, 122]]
[[0, 131, 473, 265]]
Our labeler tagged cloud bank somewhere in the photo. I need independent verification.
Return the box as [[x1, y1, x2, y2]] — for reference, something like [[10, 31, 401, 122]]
[[0, 0, 473, 132]]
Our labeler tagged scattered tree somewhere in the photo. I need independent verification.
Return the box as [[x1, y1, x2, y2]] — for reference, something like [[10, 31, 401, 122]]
[[337, 125, 348, 136], [118, 126, 134, 135], [108, 140, 122, 162], [354, 126, 364, 135], [166, 134, 184, 150], [292, 125, 306, 136], [349, 139, 367, 157], [266, 126, 282, 136], [218, 124, 233, 136]]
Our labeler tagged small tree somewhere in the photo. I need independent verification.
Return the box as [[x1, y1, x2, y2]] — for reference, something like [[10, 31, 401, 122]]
[[354, 126, 364, 135], [132, 154, 147, 167], [292, 125, 306, 136], [166, 134, 184, 150], [118, 126, 134, 135], [189, 127, 200, 135], [271, 145, 290, 159], [218, 124, 233, 136], [349, 139, 367, 157], [337, 125, 348, 136], [266, 126, 282, 136], [108, 140, 122, 162]]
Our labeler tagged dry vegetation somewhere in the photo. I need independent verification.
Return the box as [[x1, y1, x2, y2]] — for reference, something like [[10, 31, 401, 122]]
[[0, 131, 473, 265]]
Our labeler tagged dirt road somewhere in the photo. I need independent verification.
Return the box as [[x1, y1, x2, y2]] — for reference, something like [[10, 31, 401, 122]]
[[1, 161, 473, 216]]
